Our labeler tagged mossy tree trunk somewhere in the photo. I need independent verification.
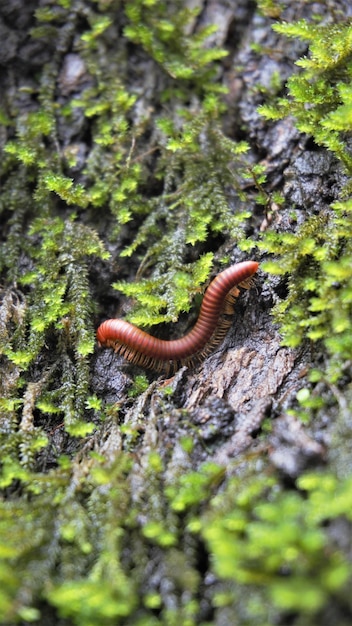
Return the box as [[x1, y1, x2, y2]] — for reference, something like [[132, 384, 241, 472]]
[[0, 1, 351, 625]]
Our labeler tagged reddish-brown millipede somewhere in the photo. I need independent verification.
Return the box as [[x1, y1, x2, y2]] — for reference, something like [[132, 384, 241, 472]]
[[97, 260, 259, 373]]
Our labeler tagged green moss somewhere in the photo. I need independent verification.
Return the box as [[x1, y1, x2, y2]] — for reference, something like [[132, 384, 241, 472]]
[[256, 0, 285, 19], [200, 467, 352, 624], [260, 200, 352, 352], [166, 462, 226, 512], [256, 14, 352, 381], [257, 159, 352, 384], [1, 214, 108, 439], [1, 410, 351, 625], [259, 19, 352, 171], [127, 374, 150, 398], [0, 451, 136, 625], [123, 0, 228, 84]]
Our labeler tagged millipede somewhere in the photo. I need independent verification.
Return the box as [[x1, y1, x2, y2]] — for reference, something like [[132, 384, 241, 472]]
[[97, 260, 259, 373]]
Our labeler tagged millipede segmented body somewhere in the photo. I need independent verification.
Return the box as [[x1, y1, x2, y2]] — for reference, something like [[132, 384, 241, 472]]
[[97, 260, 259, 373]]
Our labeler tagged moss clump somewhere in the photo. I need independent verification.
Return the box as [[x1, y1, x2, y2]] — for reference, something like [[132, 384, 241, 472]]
[[256, 14, 352, 381], [260, 199, 352, 380], [0, 451, 136, 625], [1, 433, 352, 625], [201, 467, 352, 625], [259, 19, 352, 172], [123, 0, 229, 81]]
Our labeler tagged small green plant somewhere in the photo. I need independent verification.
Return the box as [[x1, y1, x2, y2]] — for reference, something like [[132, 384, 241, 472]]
[[256, 0, 285, 19], [166, 462, 226, 512], [123, 0, 228, 85], [128, 374, 150, 398]]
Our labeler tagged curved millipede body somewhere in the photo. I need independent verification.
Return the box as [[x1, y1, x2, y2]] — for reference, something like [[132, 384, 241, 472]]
[[97, 260, 259, 373]]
